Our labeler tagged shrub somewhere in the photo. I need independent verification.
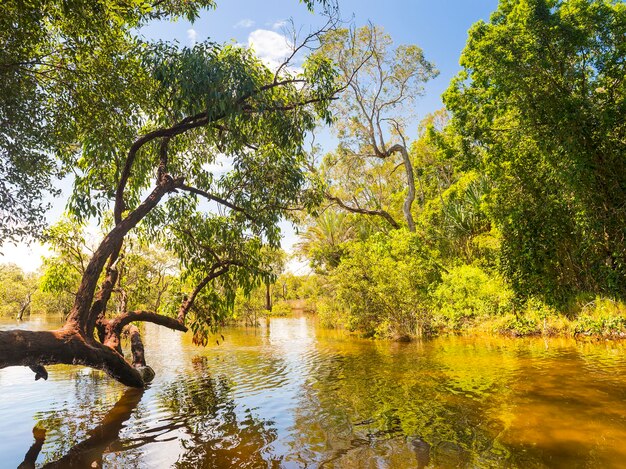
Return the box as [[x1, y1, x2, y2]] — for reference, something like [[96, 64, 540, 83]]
[[328, 230, 439, 338], [573, 298, 626, 336], [432, 264, 514, 329], [266, 300, 292, 317], [317, 299, 343, 328]]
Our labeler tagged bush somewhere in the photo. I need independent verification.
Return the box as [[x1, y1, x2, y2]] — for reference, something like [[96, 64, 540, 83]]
[[573, 298, 626, 336], [328, 230, 439, 338], [317, 299, 343, 328], [265, 300, 292, 317], [432, 264, 513, 329]]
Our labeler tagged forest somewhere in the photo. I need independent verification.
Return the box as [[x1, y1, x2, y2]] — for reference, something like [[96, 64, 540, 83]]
[[1, 0, 625, 389]]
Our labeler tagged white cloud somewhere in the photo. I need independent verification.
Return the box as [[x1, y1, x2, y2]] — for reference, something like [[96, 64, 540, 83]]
[[234, 18, 255, 29], [248, 29, 292, 71], [187, 28, 197, 45], [271, 20, 288, 30], [202, 153, 234, 176]]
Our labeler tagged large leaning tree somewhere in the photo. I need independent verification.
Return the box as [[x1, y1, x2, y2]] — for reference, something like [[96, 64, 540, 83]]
[[0, 0, 339, 387]]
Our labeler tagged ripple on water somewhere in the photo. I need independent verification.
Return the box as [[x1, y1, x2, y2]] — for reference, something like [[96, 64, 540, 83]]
[[4, 318, 626, 468]]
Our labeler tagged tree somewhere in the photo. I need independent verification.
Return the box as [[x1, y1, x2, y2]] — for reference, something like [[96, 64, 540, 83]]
[[317, 25, 438, 231], [0, 0, 219, 243], [296, 209, 355, 272], [38, 219, 92, 304], [326, 230, 439, 338], [260, 248, 287, 312], [444, 0, 626, 304], [0, 2, 339, 387], [0, 264, 38, 319]]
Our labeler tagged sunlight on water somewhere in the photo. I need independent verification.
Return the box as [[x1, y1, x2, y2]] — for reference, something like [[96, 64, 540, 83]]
[[2, 317, 626, 468]]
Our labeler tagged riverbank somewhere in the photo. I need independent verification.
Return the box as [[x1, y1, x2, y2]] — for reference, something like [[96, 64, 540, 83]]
[[437, 312, 626, 340], [273, 297, 626, 341]]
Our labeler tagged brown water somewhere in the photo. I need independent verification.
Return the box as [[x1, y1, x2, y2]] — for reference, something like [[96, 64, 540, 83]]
[[2, 316, 626, 468]]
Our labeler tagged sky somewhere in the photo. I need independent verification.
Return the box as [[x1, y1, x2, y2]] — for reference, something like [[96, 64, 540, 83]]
[[0, 0, 499, 273]]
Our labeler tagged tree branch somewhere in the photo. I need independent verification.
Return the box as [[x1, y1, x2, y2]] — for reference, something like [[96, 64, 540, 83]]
[[179, 184, 257, 221], [177, 266, 230, 323], [109, 311, 187, 337], [114, 112, 210, 224], [326, 193, 400, 229]]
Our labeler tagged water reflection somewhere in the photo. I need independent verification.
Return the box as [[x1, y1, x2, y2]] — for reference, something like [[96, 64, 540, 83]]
[[30, 388, 144, 468], [158, 357, 282, 468], [286, 340, 512, 468], [3, 318, 626, 468]]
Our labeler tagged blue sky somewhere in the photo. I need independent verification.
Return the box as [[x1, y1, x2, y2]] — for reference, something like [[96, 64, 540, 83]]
[[2, 0, 500, 272], [141, 0, 499, 120]]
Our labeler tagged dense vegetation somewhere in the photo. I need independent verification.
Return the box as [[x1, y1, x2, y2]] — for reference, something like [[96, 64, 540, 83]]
[[297, 0, 626, 339], [1, 0, 625, 387]]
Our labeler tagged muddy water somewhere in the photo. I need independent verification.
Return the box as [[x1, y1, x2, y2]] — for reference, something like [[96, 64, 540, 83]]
[[2, 316, 626, 468]]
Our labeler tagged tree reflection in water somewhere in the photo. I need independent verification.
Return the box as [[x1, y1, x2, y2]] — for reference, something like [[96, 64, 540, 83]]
[[285, 342, 513, 468], [160, 356, 282, 468], [13, 324, 626, 468], [19, 385, 144, 468], [18, 357, 281, 468]]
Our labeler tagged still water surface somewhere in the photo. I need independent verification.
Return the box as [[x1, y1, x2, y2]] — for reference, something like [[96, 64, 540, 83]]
[[2, 316, 626, 468]]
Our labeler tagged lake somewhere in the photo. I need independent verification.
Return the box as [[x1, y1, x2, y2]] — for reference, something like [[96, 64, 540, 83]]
[[2, 315, 626, 468]]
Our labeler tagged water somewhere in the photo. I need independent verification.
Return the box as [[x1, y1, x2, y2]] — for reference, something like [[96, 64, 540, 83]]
[[2, 316, 626, 468]]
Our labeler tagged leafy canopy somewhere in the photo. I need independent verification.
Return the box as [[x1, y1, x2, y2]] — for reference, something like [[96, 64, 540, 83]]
[[444, 0, 626, 304]]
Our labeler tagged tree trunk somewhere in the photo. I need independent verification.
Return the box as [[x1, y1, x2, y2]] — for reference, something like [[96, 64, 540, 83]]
[[17, 293, 32, 321], [22, 387, 145, 468], [17, 426, 46, 469], [0, 327, 144, 388], [399, 145, 417, 233], [66, 179, 179, 337], [265, 282, 272, 312]]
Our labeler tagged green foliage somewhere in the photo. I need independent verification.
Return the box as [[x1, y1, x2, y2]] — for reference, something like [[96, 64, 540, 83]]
[[55, 6, 335, 339], [296, 210, 355, 273], [574, 299, 626, 336], [40, 259, 81, 296], [432, 265, 514, 329], [0, 264, 37, 317], [38, 219, 89, 301], [0, 0, 216, 241], [328, 230, 440, 338], [233, 287, 266, 326], [493, 314, 541, 337], [444, 0, 626, 304], [316, 299, 343, 328], [267, 300, 292, 317], [418, 171, 492, 263]]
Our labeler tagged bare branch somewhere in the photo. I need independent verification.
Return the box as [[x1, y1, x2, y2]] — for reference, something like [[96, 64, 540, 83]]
[[326, 193, 400, 229], [110, 311, 187, 336]]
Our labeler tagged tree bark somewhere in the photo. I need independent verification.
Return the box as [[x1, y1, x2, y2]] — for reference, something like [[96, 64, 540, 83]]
[[388, 144, 417, 233], [0, 327, 144, 387]]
